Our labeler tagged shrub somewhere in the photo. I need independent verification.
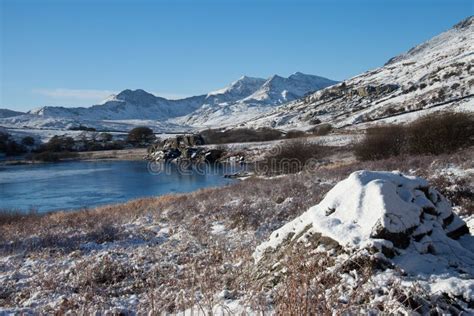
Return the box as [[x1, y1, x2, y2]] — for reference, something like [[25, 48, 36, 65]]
[[29, 151, 79, 162], [285, 130, 307, 139], [68, 125, 96, 131], [405, 112, 473, 155], [127, 126, 156, 146], [354, 112, 474, 161], [21, 136, 35, 146], [354, 125, 406, 161], [42, 135, 75, 152], [258, 140, 333, 174], [98, 132, 113, 142], [0, 132, 27, 156], [308, 123, 333, 136], [201, 127, 282, 144]]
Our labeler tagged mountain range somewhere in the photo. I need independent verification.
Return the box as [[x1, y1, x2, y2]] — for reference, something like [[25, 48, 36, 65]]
[[0, 73, 337, 132], [0, 16, 473, 134]]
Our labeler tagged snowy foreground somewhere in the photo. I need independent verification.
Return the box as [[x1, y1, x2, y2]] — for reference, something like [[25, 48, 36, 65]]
[[255, 171, 473, 313], [0, 152, 473, 314]]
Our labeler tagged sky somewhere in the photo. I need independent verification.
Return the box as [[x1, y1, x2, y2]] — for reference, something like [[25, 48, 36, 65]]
[[0, 0, 472, 111]]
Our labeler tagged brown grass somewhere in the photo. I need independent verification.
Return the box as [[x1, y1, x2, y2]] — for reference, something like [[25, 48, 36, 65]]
[[0, 145, 472, 313]]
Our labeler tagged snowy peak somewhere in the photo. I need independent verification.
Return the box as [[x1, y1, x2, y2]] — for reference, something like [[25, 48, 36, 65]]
[[114, 89, 162, 104], [3, 72, 338, 130], [207, 76, 266, 97], [206, 76, 266, 104], [244, 72, 338, 104]]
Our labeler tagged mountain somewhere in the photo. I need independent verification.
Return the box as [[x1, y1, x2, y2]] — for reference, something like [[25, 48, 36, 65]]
[[0, 72, 336, 131], [0, 109, 24, 118], [244, 16, 474, 130], [28, 89, 205, 121], [175, 72, 338, 127]]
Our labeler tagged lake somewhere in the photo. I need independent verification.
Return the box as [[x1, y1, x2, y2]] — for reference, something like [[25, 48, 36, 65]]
[[0, 160, 240, 213]]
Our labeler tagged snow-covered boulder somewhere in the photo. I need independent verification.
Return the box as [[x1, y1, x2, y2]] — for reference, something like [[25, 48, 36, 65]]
[[254, 171, 474, 310], [254, 170, 470, 262]]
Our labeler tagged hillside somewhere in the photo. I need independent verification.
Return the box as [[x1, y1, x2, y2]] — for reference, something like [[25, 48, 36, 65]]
[[244, 16, 474, 130]]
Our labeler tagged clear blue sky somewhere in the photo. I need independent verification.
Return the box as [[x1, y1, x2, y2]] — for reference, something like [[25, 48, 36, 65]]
[[1, 0, 472, 111]]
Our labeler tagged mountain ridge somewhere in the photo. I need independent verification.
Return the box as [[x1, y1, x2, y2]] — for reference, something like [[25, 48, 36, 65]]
[[3, 72, 337, 130]]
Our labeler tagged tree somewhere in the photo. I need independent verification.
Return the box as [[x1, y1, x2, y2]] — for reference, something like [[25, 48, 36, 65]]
[[44, 135, 75, 152], [98, 132, 113, 142], [127, 127, 156, 146], [21, 136, 35, 146]]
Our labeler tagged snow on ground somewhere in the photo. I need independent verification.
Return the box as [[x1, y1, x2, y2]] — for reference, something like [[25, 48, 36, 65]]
[[254, 170, 473, 311]]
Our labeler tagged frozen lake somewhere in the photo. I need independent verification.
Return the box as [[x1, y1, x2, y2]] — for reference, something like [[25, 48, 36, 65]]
[[0, 160, 239, 212]]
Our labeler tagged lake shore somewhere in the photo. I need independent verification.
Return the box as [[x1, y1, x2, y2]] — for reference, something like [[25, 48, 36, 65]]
[[0, 147, 472, 314], [1, 148, 148, 165]]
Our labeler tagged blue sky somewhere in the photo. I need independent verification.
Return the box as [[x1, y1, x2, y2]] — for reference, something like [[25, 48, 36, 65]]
[[1, 0, 472, 111]]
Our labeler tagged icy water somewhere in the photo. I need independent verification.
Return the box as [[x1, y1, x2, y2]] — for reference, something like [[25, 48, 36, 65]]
[[0, 160, 239, 213]]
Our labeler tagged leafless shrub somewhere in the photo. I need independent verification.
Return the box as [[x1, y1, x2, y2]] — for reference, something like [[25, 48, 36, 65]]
[[354, 124, 406, 161], [355, 112, 474, 161], [285, 130, 307, 139], [258, 140, 334, 175], [201, 127, 282, 144], [308, 123, 333, 136], [406, 112, 474, 155]]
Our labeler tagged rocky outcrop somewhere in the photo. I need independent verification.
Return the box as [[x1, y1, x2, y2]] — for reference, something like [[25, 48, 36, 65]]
[[253, 171, 474, 311], [254, 171, 470, 262], [147, 134, 225, 163]]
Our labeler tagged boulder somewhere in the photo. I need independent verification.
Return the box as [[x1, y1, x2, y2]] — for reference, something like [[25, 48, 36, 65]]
[[254, 170, 471, 262]]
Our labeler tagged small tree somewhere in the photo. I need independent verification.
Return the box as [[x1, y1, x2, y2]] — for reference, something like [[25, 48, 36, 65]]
[[127, 127, 156, 146], [98, 132, 113, 142], [21, 136, 35, 146]]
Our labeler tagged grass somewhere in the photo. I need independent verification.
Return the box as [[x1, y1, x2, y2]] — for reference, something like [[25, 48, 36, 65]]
[[0, 145, 472, 313]]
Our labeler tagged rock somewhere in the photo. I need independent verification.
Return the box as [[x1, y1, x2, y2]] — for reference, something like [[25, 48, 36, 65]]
[[204, 149, 224, 163], [254, 171, 470, 262], [146, 134, 228, 163]]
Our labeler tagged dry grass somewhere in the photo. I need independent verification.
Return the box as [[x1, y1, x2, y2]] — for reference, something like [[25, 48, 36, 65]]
[[0, 145, 472, 313]]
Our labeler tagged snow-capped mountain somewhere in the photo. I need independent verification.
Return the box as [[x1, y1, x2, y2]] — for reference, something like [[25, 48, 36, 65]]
[[28, 89, 205, 121], [176, 72, 337, 127], [0, 72, 336, 131], [244, 16, 474, 130]]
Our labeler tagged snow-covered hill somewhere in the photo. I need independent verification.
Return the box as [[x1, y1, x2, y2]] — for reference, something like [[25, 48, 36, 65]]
[[28, 89, 205, 121], [176, 72, 337, 127], [0, 73, 336, 132], [0, 109, 24, 118], [244, 16, 474, 130]]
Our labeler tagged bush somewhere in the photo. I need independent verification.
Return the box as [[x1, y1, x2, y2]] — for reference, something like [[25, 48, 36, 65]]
[[285, 130, 307, 139], [201, 127, 282, 144], [258, 140, 333, 175], [405, 112, 473, 155], [41, 135, 75, 152], [98, 132, 113, 142], [308, 123, 333, 136], [127, 127, 156, 146], [29, 151, 79, 162], [354, 125, 406, 161], [68, 125, 96, 131], [354, 112, 474, 161], [0, 132, 27, 156], [21, 136, 35, 146]]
